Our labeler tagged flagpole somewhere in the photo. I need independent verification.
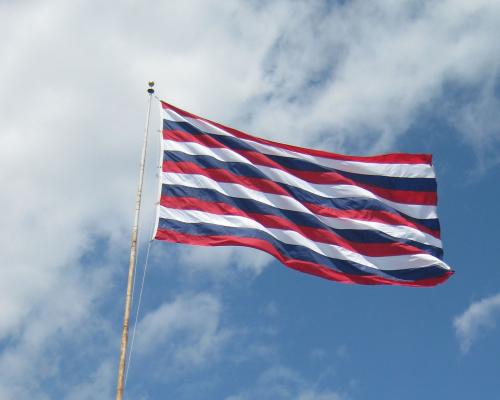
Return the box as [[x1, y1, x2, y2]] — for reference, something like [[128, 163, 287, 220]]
[[115, 82, 155, 400]]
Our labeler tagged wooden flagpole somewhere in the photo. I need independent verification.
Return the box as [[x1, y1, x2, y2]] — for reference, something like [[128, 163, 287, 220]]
[[115, 82, 155, 400]]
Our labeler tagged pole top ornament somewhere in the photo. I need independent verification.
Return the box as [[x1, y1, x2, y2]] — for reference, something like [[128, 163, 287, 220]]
[[147, 81, 155, 94]]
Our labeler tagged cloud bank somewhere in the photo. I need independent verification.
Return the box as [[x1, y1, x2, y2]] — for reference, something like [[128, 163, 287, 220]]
[[454, 293, 500, 353]]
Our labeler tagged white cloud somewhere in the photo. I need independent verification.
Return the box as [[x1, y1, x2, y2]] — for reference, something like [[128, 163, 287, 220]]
[[1, 0, 500, 397], [134, 293, 230, 368], [454, 293, 500, 353], [225, 365, 344, 400], [246, 0, 500, 157], [448, 78, 500, 172], [64, 360, 115, 400], [176, 246, 272, 281], [261, 301, 279, 318], [0, 263, 115, 399]]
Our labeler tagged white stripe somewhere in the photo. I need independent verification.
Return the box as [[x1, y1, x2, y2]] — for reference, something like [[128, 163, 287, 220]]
[[239, 139, 435, 179], [161, 172, 442, 249], [322, 217, 442, 249], [250, 162, 436, 220], [159, 206, 450, 271], [164, 139, 437, 219], [165, 140, 252, 164], [162, 107, 435, 178], [163, 108, 186, 123], [163, 108, 233, 137]]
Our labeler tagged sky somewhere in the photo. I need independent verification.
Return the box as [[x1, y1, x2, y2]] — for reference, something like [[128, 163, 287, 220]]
[[1, 0, 500, 399]]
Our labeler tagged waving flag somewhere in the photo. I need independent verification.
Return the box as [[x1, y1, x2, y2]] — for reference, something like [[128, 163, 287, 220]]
[[154, 101, 453, 286]]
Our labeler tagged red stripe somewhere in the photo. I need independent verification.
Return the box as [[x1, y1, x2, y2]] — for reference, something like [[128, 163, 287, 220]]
[[291, 170, 436, 205], [163, 161, 291, 196], [163, 129, 436, 205], [155, 228, 452, 287], [160, 196, 425, 257], [162, 159, 440, 238], [304, 203, 440, 239], [238, 148, 436, 206], [163, 129, 227, 148], [161, 101, 432, 165]]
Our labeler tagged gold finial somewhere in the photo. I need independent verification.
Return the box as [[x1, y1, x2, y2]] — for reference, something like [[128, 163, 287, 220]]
[[147, 81, 155, 94]]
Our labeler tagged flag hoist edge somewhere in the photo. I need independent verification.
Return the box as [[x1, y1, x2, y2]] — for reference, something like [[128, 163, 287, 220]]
[[153, 100, 453, 287]]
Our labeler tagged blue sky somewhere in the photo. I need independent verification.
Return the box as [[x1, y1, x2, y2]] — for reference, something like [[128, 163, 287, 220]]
[[1, 1, 500, 399]]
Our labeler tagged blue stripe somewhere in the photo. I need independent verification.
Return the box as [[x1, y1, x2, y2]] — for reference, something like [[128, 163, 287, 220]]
[[265, 154, 437, 192], [163, 120, 437, 191], [158, 218, 448, 281], [164, 150, 441, 232], [161, 184, 443, 259]]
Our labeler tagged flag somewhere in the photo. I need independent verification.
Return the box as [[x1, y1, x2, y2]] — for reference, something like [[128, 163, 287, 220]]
[[154, 101, 453, 286]]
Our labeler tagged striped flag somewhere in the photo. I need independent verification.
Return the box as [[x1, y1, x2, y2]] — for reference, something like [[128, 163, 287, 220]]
[[154, 101, 453, 286]]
